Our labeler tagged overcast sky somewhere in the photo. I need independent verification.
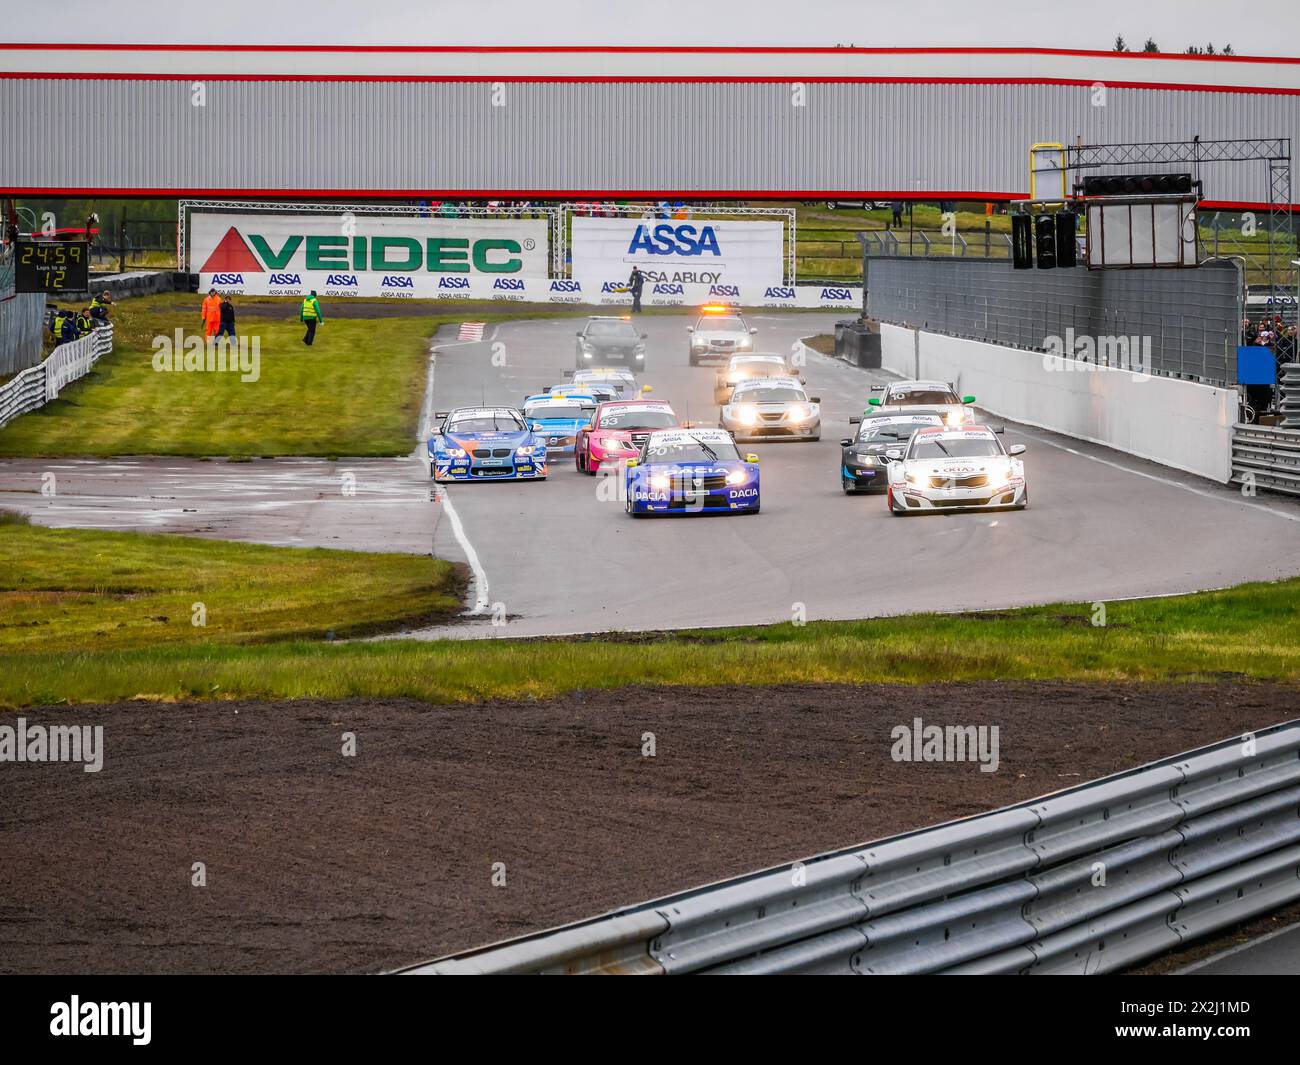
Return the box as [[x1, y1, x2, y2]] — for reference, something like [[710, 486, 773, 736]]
[[22, 0, 1300, 56]]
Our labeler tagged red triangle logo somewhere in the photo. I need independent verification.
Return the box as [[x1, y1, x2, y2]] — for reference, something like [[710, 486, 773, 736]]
[[198, 227, 264, 273]]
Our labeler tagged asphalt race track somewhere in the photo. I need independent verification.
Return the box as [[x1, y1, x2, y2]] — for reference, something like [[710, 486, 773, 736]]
[[4, 311, 1300, 639]]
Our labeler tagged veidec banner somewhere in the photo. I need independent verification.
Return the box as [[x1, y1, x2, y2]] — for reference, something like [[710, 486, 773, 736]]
[[569, 216, 785, 288], [198, 271, 861, 309], [190, 212, 550, 283]]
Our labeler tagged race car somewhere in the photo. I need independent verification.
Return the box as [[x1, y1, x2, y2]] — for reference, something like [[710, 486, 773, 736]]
[[566, 367, 642, 399], [624, 428, 760, 517], [866, 379, 977, 426], [885, 424, 1027, 514], [522, 392, 598, 458], [428, 406, 548, 482], [714, 354, 799, 404], [720, 377, 821, 442], [575, 399, 683, 474], [574, 317, 648, 368], [540, 382, 619, 405], [839, 411, 946, 494], [687, 305, 757, 365]]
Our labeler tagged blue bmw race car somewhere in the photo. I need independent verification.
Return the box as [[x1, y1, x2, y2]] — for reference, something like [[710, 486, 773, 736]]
[[429, 406, 548, 482], [521, 392, 598, 458], [624, 428, 760, 516]]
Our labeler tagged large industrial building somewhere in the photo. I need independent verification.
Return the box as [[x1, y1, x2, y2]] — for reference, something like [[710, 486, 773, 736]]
[[1, 44, 1296, 206]]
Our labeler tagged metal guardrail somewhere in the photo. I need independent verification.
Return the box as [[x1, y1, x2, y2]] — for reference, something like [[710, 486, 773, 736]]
[[1231, 421, 1300, 496], [397, 721, 1300, 975], [0, 326, 113, 430]]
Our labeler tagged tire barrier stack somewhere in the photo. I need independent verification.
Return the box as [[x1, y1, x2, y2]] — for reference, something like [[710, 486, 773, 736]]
[[397, 721, 1300, 975], [834, 319, 882, 369]]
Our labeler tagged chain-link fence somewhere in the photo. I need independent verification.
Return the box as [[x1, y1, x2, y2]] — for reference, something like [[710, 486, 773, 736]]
[[863, 255, 1244, 385]]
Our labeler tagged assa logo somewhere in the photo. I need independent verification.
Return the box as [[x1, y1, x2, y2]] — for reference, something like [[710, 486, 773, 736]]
[[210, 273, 244, 285], [326, 274, 358, 287], [438, 277, 471, 290], [765, 286, 796, 300], [382, 275, 414, 288], [269, 273, 302, 286], [627, 223, 721, 257], [494, 278, 525, 291], [709, 284, 740, 297], [820, 287, 854, 301], [600, 281, 626, 294], [652, 283, 685, 295], [550, 280, 582, 293]]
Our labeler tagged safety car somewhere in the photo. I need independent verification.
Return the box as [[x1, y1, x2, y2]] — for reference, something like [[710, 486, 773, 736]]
[[575, 317, 648, 368], [687, 305, 757, 365]]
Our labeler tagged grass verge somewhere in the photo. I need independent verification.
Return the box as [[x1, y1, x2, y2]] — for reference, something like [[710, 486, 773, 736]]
[[2, 575, 1298, 708], [0, 522, 463, 657]]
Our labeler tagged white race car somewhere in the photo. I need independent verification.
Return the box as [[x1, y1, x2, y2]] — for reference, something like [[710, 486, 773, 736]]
[[885, 425, 1027, 514], [866, 379, 977, 426], [720, 377, 821, 442]]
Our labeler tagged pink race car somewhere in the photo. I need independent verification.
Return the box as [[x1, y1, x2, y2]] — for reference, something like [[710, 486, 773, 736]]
[[575, 399, 683, 474]]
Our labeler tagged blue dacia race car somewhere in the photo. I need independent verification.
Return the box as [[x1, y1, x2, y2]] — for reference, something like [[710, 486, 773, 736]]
[[624, 428, 760, 517], [429, 406, 548, 482], [521, 393, 598, 458]]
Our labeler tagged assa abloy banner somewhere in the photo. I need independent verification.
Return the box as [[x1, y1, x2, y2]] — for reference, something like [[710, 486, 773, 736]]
[[569, 217, 785, 288]]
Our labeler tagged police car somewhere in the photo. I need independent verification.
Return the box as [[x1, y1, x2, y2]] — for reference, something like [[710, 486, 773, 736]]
[[428, 406, 548, 482], [687, 305, 757, 366], [866, 379, 977, 426], [575, 317, 648, 368], [720, 377, 821, 442], [885, 424, 1027, 514], [624, 428, 760, 517], [839, 411, 946, 494], [522, 393, 598, 458]]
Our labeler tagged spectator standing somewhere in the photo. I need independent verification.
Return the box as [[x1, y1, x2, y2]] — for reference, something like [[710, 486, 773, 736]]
[[300, 290, 324, 346], [201, 288, 222, 338], [75, 308, 93, 337], [891, 201, 903, 228], [217, 297, 237, 340], [627, 266, 645, 314], [59, 310, 78, 345]]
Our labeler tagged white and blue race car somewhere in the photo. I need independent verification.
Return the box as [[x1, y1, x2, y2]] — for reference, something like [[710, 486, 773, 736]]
[[428, 406, 548, 482], [624, 428, 760, 517], [521, 392, 598, 458]]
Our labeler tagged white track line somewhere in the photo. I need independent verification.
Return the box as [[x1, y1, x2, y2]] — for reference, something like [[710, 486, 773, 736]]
[[420, 329, 494, 615]]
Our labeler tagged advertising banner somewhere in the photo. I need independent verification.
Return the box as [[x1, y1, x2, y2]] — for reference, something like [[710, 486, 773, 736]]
[[190, 212, 550, 284], [569, 217, 785, 288], [199, 271, 860, 309]]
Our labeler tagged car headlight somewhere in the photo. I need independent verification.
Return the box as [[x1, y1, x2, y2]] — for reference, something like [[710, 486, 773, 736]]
[[649, 473, 670, 489], [738, 337, 752, 348], [443, 447, 466, 458], [727, 373, 743, 384], [946, 409, 971, 425], [732, 405, 759, 426], [789, 404, 816, 423], [725, 469, 747, 486]]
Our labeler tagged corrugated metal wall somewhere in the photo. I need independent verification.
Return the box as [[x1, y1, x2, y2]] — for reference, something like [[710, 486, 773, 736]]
[[0, 293, 48, 376], [1, 79, 1295, 202]]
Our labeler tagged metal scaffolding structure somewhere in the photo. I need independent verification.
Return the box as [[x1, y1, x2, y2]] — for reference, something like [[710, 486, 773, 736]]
[[1063, 138, 1294, 311]]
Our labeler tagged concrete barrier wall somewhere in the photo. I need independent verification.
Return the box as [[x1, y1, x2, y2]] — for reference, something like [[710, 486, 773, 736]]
[[880, 324, 1235, 483], [0, 293, 47, 376]]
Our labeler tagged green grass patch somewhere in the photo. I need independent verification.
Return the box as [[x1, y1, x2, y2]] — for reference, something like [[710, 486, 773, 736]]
[[3, 575, 1298, 709], [0, 523, 462, 657]]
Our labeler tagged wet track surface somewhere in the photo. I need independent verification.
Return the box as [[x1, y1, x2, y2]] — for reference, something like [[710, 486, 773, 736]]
[[4, 311, 1300, 637]]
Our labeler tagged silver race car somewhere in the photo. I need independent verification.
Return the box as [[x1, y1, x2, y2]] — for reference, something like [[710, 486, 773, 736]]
[[885, 424, 1027, 514], [720, 377, 821, 442]]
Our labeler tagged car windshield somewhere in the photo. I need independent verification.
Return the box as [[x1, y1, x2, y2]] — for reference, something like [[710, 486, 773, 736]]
[[586, 321, 638, 339], [446, 411, 526, 433], [734, 387, 805, 404], [888, 388, 960, 406], [700, 316, 745, 331], [910, 437, 1003, 459], [732, 359, 783, 371], [525, 404, 593, 422], [644, 436, 740, 464], [859, 418, 940, 442], [599, 409, 678, 430]]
